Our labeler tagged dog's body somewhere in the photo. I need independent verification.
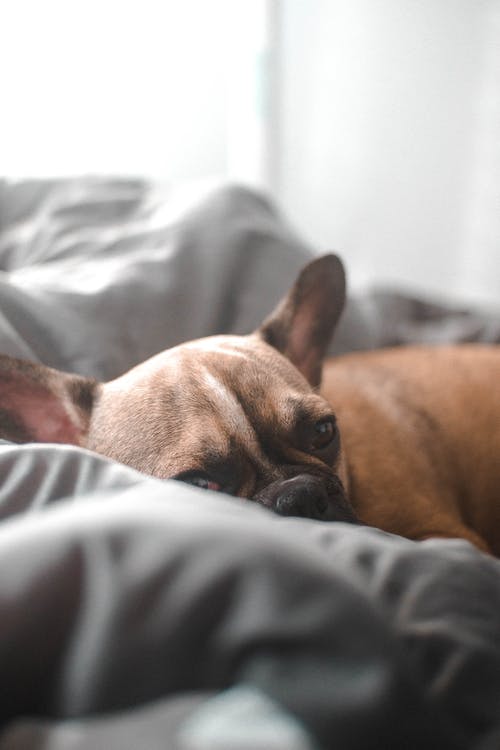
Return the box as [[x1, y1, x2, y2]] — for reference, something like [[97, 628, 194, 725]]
[[323, 345, 500, 554], [1, 255, 499, 554]]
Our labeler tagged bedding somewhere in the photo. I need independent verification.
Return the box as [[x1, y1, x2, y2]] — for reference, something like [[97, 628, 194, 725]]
[[0, 178, 500, 749]]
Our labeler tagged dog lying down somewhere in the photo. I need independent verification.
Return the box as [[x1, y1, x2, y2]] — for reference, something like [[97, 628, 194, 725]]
[[1, 255, 499, 554]]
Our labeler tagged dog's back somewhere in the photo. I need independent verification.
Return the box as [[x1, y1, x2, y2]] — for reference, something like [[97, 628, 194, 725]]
[[322, 345, 500, 554]]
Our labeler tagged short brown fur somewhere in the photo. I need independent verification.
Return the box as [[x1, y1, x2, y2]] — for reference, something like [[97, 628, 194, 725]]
[[322, 345, 500, 554]]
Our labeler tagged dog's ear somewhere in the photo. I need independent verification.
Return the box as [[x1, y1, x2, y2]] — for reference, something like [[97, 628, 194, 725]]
[[0, 355, 98, 445], [257, 254, 346, 387]]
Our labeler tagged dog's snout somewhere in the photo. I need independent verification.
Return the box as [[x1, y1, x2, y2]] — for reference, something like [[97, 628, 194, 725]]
[[275, 476, 330, 520], [254, 472, 359, 524]]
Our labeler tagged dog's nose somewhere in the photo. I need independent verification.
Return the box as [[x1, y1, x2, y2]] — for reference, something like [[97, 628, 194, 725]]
[[274, 475, 331, 520], [253, 473, 359, 523]]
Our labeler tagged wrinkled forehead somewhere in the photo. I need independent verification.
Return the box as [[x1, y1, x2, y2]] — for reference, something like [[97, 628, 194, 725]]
[[156, 337, 324, 472], [104, 335, 330, 478], [165, 335, 312, 414], [110, 335, 313, 407]]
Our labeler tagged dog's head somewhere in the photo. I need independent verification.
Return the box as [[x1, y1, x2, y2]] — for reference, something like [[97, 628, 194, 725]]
[[0, 254, 357, 522]]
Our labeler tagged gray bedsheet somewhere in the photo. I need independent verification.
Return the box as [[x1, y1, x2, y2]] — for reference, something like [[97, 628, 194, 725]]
[[0, 444, 499, 750], [0, 178, 499, 749], [1, 177, 497, 379], [0, 179, 318, 379]]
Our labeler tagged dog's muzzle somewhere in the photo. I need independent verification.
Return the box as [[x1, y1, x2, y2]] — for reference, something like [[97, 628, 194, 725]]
[[253, 473, 358, 523]]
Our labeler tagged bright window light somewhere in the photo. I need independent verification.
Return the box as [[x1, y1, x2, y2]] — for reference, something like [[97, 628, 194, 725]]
[[0, 0, 272, 183]]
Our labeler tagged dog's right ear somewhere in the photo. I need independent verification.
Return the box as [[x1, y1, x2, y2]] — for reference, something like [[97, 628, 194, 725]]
[[257, 254, 346, 387], [0, 355, 98, 445]]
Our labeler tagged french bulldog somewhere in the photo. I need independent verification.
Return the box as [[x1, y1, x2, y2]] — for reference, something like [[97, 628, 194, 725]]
[[1, 255, 499, 554]]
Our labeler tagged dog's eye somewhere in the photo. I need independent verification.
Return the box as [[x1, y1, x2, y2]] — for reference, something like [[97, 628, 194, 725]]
[[184, 475, 222, 492], [310, 418, 337, 451]]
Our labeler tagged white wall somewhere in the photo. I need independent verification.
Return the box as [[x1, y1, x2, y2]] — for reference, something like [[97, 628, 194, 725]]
[[1, 0, 499, 305], [277, 0, 500, 305], [0, 0, 231, 180]]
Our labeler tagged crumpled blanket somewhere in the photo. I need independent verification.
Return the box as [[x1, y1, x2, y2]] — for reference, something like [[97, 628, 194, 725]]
[[0, 443, 499, 750], [1, 177, 498, 382]]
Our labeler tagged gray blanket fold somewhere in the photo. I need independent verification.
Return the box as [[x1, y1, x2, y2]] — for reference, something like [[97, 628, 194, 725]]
[[0, 445, 499, 749], [1, 177, 498, 380], [0, 179, 317, 379]]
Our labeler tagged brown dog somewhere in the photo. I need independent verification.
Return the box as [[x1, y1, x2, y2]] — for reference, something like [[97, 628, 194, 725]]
[[1, 255, 499, 554]]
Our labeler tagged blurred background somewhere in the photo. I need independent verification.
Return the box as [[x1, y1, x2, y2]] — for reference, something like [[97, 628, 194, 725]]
[[1, 0, 499, 305]]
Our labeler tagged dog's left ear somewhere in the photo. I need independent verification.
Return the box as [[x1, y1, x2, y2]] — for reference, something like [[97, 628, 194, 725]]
[[257, 254, 346, 387], [0, 355, 97, 445]]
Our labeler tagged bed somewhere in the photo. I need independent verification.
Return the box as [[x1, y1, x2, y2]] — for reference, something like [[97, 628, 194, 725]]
[[0, 178, 499, 750]]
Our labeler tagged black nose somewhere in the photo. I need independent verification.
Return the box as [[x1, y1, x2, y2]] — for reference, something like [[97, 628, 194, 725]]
[[274, 475, 331, 520], [253, 473, 359, 523]]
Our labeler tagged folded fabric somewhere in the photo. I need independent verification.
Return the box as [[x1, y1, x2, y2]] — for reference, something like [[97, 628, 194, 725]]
[[0, 179, 315, 379], [0, 441, 499, 749], [1, 178, 498, 384], [1, 179, 500, 750]]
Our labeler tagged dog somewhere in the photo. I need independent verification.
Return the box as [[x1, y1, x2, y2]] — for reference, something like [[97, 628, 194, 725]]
[[1, 255, 499, 554]]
